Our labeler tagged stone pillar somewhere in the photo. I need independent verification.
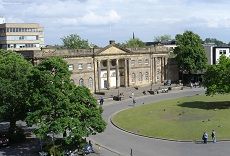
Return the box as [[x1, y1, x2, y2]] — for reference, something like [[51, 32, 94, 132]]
[[116, 59, 119, 88], [164, 57, 168, 80], [153, 57, 156, 84], [107, 59, 110, 89], [124, 58, 128, 87], [127, 58, 131, 87], [97, 60, 101, 91], [94, 59, 97, 93], [161, 57, 165, 82]]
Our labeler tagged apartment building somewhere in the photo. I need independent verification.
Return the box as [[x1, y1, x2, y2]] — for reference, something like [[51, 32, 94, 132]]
[[0, 23, 44, 51]]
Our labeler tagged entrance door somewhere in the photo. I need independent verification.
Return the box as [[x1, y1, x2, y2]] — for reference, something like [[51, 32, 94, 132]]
[[104, 80, 108, 88]]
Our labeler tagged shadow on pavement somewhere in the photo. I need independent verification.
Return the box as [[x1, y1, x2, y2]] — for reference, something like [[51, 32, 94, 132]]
[[0, 138, 40, 156]]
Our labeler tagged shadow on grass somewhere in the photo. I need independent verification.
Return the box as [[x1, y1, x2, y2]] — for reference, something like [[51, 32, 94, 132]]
[[179, 101, 230, 110]]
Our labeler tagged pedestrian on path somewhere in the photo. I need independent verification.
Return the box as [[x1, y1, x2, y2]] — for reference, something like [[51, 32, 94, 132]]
[[211, 130, 216, 143], [99, 96, 104, 105], [202, 132, 208, 144], [132, 98, 136, 106]]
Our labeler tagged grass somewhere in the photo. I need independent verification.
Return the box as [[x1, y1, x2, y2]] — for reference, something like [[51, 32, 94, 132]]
[[112, 94, 230, 141]]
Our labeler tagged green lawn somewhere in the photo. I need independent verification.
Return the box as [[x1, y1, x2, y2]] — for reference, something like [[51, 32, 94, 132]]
[[112, 94, 230, 141]]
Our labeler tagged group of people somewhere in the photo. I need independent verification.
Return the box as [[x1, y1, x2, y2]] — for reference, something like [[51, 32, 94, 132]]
[[202, 130, 216, 144]]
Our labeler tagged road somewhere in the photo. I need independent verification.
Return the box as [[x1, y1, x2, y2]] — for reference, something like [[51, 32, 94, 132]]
[[90, 87, 230, 156]]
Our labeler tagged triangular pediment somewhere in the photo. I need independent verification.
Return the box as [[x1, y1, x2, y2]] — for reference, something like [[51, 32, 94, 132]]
[[95, 44, 132, 55]]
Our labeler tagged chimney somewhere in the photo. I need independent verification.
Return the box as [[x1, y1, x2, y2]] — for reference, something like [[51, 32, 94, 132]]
[[109, 40, 115, 45]]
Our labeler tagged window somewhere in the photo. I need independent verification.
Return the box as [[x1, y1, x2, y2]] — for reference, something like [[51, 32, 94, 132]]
[[138, 59, 142, 64], [78, 63, 83, 70], [87, 63, 92, 69], [131, 60, 135, 66], [139, 72, 143, 81], [223, 50, 226, 54], [145, 72, 149, 80], [102, 73, 107, 78], [68, 64, 74, 71], [79, 78, 84, 86], [131, 73, 136, 82], [111, 72, 116, 77], [219, 50, 223, 55], [145, 59, 149, 64], [88, 77, 93, 89]]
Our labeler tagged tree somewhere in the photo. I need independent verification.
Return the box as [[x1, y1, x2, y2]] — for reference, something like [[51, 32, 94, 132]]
[[204, 38, 225, 46], [61, 34, 90, 49], [124, 38, 145, 48], [203, 55, 230, 95], [174, 31, 207, 80], [154, 34, 172, 42], [26, 57, 106, 145], [0, 50, 32, 137]]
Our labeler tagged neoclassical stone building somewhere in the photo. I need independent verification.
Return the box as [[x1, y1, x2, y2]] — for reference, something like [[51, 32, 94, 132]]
[[32, 41, 178, 92]]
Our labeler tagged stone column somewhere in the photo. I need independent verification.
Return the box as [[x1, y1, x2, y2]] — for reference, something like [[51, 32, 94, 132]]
[[124, 58, 128, 87], [127, 58, 131, 87], [107, 59, 110, 89], [116, 59, 119, 88], [164, 57, 168, 80], [161, 57, 165, 82], [97, 60, 101, 91], [94, 59, 97, 93], [153, 57, 156, 84]]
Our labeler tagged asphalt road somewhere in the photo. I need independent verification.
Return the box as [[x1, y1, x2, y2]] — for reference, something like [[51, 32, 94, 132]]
[[90, 87, 230, 156]]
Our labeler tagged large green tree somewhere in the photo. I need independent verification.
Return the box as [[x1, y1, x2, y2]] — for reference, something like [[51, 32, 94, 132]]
[[26, 57, 106, 144], [0, 50, 32, 136], [174, 31, 207, 77], [61, 34, 90, 49], [124, 38, 145, 48], [203, 55, 230, 95]]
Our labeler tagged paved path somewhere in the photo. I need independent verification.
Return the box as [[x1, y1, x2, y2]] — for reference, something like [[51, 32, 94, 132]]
[[90, 88, 230, 156]]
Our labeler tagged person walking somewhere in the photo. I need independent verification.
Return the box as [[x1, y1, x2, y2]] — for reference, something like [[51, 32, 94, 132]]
[[211, 130, 216, 143], [202, 132, 208, 144], [132, 97, 136, 106], [99, 96, 104, 105]]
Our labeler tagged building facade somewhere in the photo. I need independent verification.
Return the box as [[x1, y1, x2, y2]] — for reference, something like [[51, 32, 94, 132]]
[[33, 42, 178, 92], [0, 23, 44, 51], [204, 44, 230, 65]]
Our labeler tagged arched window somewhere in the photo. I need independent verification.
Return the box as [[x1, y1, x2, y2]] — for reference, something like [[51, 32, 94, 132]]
[[79, 78, 84, 86], [139, 72, 142, 81], [145, 72, 149, 81], [88, 77, 93, 89], [131, 73, 136, 82]]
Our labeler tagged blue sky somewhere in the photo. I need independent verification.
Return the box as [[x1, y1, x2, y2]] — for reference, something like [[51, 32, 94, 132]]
[[1, 0, 230, 46]]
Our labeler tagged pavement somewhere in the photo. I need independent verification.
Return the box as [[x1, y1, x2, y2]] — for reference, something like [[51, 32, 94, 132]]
[[89, 87, 230, 156]]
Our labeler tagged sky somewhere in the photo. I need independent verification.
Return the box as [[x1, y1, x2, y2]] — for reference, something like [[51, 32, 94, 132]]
[[1, 0, 230, 46]]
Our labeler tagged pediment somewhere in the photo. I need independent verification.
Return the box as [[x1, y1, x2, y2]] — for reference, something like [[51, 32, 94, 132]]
[[95, 44, 132, 55]]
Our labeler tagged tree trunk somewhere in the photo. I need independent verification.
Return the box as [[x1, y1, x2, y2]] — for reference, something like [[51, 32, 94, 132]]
[[9, 118, 16, 137]]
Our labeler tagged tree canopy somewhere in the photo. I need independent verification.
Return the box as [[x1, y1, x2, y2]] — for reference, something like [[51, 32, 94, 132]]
[[204, 38, 226, 46], [174, 31, 207, 74], [0, 50, 32, 136], [61, 34, 90, 49], [124, 38, 145, 48], [26, 57, 106, 143], [203, 55, 230, 96], [154, 34, 172, 42]]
